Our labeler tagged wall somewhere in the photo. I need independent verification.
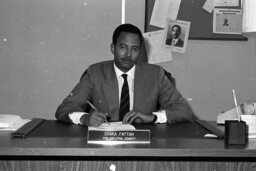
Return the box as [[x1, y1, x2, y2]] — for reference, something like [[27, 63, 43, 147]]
[[160, 39, 256, 120], [0, 0, 145, 119], [0, 0, 255, 121]]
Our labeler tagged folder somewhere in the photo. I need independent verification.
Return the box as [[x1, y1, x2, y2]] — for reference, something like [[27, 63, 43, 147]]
[[11, 118, 45, 138]]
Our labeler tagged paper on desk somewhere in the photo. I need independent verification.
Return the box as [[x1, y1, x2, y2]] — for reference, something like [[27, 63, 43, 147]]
[[89, 122, 136, 131], [248, 133, 256, 139], [0, 114, 21, 128], [204, 133, 218, 138], [0, 114, 31, 131]]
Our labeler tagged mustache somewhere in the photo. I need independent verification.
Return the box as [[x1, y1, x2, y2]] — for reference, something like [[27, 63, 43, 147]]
[[122, 57, 133, 62]]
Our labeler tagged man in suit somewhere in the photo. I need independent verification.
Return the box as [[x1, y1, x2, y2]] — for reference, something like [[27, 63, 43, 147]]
[[55, 24, 192, 127], [165, 25, 184, 47]]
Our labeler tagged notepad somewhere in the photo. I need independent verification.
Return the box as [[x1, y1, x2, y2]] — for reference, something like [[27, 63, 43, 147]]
[[88, 122, 136, 131]]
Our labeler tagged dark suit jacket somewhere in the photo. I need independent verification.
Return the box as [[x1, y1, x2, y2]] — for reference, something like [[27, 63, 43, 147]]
[[55, 60, 191, 124], [166, 38, 184, 47]]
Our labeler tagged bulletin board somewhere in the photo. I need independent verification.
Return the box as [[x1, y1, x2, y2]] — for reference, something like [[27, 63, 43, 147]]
[[145, 0, 247, 40]]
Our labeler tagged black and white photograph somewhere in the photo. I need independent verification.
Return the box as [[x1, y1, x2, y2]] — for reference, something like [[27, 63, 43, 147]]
[[164, 19, 190, 53]]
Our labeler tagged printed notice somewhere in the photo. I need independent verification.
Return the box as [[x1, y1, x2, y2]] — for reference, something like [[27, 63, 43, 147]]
[[150, 0, 181, 28], [143, 30, 172, 64], [213, 8, 242, 34], [214, 0, 240, 7], [150, 0, 171, 28]]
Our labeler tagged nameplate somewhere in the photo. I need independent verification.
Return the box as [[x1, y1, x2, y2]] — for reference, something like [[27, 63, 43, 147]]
[[87, 130, 151, 144]]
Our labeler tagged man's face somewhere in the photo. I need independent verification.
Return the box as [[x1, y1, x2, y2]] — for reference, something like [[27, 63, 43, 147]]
[[171, 26, 180, 39], [111, 32, 141, 72]]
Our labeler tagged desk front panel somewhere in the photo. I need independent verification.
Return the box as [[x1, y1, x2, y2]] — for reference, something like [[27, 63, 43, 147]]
[[1, 160, 256, 171], [1, 121, 256, 170], [1, 133, 256, 157]]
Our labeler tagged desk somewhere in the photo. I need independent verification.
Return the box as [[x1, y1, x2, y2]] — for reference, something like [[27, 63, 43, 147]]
[[0, 120, 256, 171]]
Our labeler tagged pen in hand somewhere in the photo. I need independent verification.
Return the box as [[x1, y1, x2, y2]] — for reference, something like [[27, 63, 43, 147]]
[[86, 100, 110, 125]]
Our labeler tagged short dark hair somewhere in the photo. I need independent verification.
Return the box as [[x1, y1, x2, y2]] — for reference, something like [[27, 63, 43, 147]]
[[172, 25, 181, 34], [112, 23, 143, 45]]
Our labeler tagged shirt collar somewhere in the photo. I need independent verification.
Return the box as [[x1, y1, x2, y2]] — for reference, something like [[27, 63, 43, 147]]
[[114, 63, 135, 79]]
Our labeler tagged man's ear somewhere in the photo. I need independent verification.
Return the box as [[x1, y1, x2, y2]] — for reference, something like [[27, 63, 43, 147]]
[[110, 43, 115, 54]]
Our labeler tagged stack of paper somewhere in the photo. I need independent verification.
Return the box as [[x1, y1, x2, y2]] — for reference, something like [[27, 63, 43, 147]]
[[0, 114, 30, 131]]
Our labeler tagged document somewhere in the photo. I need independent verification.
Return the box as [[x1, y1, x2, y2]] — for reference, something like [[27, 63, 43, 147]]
[[143, 30, 172, 63], [213, 8, 242, 34], [0, 114, 30, 131], [150, 0, 181, 28], [203, 0, 215, 13], [214, 0, 240, 7], [88, 122, 136, 131], [166, 0, 182, 21]]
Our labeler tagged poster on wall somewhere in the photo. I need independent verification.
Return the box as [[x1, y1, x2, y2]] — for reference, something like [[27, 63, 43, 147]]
[[213, 8, 242, 34], [164, 19, 190, 53], [150, 0, 182, 28], [143, 30, 172, 64], [214, 0, 241, 7]]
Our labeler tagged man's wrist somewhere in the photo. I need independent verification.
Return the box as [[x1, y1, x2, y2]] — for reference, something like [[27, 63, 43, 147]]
[[152, 110, 167, 123], [69, 112, 87, 125]]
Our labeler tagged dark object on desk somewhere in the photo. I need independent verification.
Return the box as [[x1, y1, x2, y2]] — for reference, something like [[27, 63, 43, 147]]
[[195, 120, 224, 139], [225, 120, 246, 145], [29, 120, 87, 137], [11, 118, 45, 138]]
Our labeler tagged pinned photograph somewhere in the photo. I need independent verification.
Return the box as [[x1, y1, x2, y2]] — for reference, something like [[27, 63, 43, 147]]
[[164, 19, 190, 53]]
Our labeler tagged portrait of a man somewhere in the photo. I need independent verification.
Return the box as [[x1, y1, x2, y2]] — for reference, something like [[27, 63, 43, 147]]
[[165, 24, 184, 47], [164, 19, 190, 53]]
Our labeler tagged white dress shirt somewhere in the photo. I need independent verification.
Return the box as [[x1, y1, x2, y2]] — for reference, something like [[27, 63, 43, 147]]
[[114, 63, 135, 111], [172, 38, 178, 46]]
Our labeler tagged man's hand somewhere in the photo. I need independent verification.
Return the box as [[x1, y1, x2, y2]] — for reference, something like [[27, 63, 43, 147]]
[[122, 110, 155, 124], [80, 111, 108, 127]]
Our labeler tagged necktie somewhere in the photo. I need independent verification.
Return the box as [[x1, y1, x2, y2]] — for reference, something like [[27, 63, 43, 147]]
[[119, 74, 130, 120]]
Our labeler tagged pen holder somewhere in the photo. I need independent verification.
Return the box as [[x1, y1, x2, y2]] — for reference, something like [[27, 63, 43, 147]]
[[225, 120, 246, 145]]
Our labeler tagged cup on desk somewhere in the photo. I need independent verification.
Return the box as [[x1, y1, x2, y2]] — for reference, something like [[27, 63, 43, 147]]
[[240, 115, 256, 135]]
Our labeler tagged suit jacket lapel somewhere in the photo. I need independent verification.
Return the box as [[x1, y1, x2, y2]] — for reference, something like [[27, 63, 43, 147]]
[[133, 63, 147, 113], [102, 62, 120, 120], [102, 62, 148, 119]]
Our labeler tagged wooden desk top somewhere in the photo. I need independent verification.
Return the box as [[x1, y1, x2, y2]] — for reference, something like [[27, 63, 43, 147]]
[[1, 120, 256, 158]]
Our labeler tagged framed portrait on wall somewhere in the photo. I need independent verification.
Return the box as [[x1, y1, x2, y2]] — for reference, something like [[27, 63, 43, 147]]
[[164, 19, 190, 53]]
